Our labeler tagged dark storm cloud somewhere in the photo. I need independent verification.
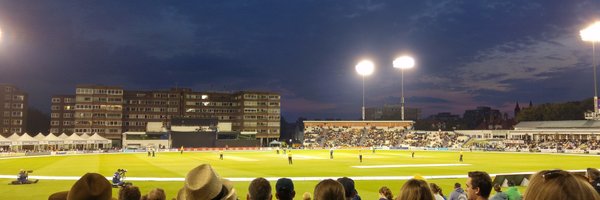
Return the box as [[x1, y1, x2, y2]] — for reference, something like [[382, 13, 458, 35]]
[[0, 0, 599, 120]]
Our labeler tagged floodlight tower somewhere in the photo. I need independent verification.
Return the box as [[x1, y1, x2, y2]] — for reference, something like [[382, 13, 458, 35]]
[[393, 56, 415, 121], [581, 22, 600, 119], [356, 60, 374, 120]]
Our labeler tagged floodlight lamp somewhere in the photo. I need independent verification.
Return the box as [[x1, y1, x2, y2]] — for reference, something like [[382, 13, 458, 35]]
[[393, 56, 415, 69], [581, 21, 600, 42], [356, 60, 375, 76]]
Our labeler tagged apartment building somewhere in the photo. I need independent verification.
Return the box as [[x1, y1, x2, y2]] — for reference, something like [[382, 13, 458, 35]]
[[50, 86, 281, 143], [0, 84, 28, 135], [123, 88, 185, 132], [72, 85, 124, 140], [233, 91, 281, 143], [49, 95, 75, 134]]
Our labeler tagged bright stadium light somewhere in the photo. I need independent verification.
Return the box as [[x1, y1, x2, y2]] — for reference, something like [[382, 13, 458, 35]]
[[356, 60, 375, 120], [393, 55, 416, 121], [355, 60, 374, 76], [581, 22, 600, 119], [581, 22, 600, 42], [393, 56, 415, 70]]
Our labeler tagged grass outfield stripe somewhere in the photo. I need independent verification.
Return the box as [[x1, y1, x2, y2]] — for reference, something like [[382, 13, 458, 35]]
[[1, 170, 587, 182], [352, 164, 471, 168]]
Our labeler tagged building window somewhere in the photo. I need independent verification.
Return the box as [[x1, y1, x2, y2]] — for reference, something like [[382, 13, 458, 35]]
[[12, 120, 22, 125], [12, 111, 23, 117], [13, 95, 25, 101], [52, 98, 61, 103]]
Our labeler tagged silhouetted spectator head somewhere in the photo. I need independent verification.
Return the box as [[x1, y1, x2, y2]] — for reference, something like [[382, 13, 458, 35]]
[[119, 185, 141, 200], [248, 177, 272, 200], [48, 172, 115, 200], [466, 171, 492, 200], [587, 168, 600, 182], [336, 177, 357, 200], [142, 188, 166, 200], [454, 183, 461, 189], [524, 169, 600, 200], [397, 179, 435, 200], [493, 184, 502, 193], [507, 180, 516, 187], [176, 164, 236, 200], [429, 183, 444, 197], [314, 179, 345, 200], [276, 178, 295, 200], [378, 186, 393, 200], [302, 192, 312, 200]]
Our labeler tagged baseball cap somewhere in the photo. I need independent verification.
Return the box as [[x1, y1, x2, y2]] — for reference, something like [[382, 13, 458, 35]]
[[276, 178, 294, 193]]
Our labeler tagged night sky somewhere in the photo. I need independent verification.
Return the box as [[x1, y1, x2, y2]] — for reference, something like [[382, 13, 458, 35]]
[[0, 1, 599, 120]]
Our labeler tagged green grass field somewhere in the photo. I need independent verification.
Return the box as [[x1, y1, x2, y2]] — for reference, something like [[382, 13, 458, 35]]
[[0, 149, 598, 199]]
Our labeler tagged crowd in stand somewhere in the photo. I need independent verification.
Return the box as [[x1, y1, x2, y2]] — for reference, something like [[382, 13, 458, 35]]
[[303, 128, 600, 154], [303, 128, 404, 147], [498, 138, 600, 152], [534, 139, 600, 150], [303, 129, 464, 148], [47, 164, 600, 200], [400, 132, 464, 148]]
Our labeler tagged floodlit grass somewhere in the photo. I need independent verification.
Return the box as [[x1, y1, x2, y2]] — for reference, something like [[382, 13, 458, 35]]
[[0, 149, 598, 199]]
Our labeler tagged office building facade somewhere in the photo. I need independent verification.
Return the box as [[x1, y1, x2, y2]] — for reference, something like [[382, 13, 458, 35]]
[[50, 85, 281, 142], [0, 84, 28, 135]]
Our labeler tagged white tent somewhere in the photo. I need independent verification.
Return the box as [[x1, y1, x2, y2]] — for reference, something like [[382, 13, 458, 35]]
[[0, 135, 11, 146], [33, 133, 48, 145], [7, 133, 20, 141], [1, 132, 112, 151], [79, 133, 91, 139], [65, 133, 90, 150], [65, 133, 86, 144], [88, 133, 112, 149], [57, 133, 69, 139], [43, 133, 64, 151], [44, 133, 64, 144], [6, 133, 21, 151], [88, 133, 111, 144], [17, 134, 39, 145], [14, 134, 39, 151]]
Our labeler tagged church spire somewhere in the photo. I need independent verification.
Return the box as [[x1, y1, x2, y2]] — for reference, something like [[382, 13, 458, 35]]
[[514, 101, 521, 119], [529, 100, 533, 108]]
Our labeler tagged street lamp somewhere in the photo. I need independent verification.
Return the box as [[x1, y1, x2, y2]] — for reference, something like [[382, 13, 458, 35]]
[[393, 56, 415, 121], [356, 60, 374, 120], [581, 22, 600, 119]]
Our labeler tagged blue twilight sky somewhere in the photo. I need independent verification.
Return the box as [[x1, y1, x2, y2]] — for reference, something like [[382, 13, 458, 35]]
[[0, 1, 599, 120]]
